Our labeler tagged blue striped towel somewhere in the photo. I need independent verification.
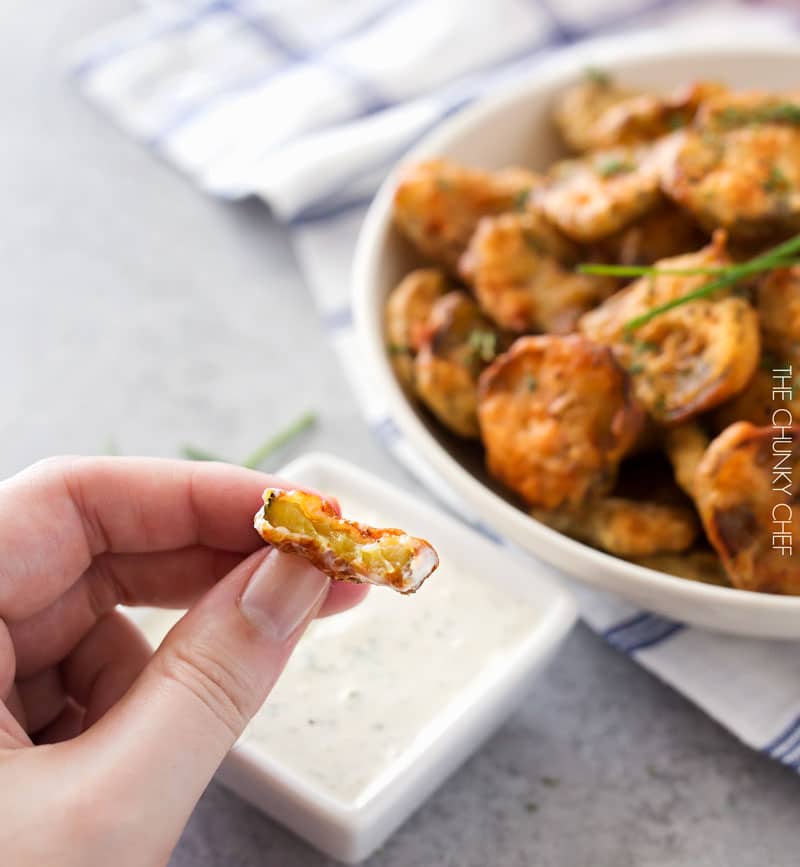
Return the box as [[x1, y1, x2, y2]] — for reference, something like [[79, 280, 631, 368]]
[[73, 0, 800, 768]]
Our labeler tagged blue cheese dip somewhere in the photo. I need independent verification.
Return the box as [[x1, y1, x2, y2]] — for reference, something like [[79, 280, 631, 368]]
[[129, 500, 540, 807]]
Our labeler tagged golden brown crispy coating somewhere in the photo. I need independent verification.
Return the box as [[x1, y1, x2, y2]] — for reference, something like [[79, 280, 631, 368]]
[[580, 235, 761, 424], [662, 422, 711, 497], [695, 422, 800, 594], [536, 145, 665, 242], [385, 268, 450, 389], [588, 81, 727, 150], [477, 334, 644, 510], [634, 550, 729, 586], [553, 73, 640, 153], [710, 268, 800, 428], [713, 348, 800, 431], [414, 291, 506, 438], [458, 211, 615, 334], [662, 93, 800, 240], [393, 159, 542, 270], [532, 496, 698, 557], [696, 90, 800, 133], [756, 265, 800, 353], [588, 203, 706, 267], [255, 489, 439, 594]]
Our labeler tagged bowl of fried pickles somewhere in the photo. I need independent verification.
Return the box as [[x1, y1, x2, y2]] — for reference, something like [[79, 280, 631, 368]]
[[353, 35, 800, 638]]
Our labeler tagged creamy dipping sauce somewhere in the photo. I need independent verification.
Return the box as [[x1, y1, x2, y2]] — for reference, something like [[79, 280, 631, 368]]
[[130, 498, 540, 807]]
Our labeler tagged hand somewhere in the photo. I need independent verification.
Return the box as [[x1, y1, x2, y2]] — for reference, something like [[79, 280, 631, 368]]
[[0, 456, 366, 867]]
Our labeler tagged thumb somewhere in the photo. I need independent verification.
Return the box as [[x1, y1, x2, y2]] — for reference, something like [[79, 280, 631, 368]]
[[81, 547, 329, 846]]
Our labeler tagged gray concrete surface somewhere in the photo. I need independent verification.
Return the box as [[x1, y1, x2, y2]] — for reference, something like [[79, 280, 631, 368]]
[[2, 3, 799, 865]]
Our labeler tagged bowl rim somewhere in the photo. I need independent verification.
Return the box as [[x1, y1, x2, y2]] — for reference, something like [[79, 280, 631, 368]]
[[352, 31, 800, 621]]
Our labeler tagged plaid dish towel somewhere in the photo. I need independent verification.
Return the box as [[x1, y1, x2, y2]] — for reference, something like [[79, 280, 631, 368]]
[[73, 0, 800, 769]]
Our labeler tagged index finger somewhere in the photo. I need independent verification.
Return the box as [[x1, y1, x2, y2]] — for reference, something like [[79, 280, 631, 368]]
[[0, 456, 334, 620]]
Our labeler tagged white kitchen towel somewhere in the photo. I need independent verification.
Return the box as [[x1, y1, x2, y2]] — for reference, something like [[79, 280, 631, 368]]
[[72, 0, 800, 768]]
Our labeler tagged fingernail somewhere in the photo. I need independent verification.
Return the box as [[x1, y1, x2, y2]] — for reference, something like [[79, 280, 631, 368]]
[[239, 550, 329, 641]]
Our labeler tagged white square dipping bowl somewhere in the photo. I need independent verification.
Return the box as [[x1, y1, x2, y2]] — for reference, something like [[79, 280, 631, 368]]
[[129, 452, 576, 862]]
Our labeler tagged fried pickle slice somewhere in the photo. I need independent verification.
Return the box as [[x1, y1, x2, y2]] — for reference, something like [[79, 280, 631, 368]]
[[255, 489, 439, 594], [587, 80, 727, 150], [661, 92, 800, 240], [385, 268, 450, 389], [414, 290, 507, 438], [756, 265, 800, 352], [587, 203, 706, 267], [393, 159, 542, 270], [459, 211, 614, 333], [554, 75, 724, 152], [536, 144, 666, 243], [694, 422, 800, 594], [553, 72, 640, 152], [633, 550, 729, 586], [662, 421, 711, 498], [532, 496, 698, 558], [478, 334, 644, 510], [712, 349, 800, 431], [579, 234, 761, 424]]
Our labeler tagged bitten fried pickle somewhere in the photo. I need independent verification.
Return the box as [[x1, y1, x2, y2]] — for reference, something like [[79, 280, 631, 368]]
[[255, 489, 439, 594]]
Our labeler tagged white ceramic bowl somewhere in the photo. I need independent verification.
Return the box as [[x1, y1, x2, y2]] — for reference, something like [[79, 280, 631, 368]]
[[353, 33, 800, 640]]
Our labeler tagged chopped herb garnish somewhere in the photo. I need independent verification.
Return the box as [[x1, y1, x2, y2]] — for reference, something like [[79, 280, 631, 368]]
[[388, 343, 410, 355], [654, 395, 667, 415], [242, 411, 316, 469], [586, 230, 800, 332], [182, 411, 316, 469], [718, 103, 800, 128], [541, 776, 561, 788], [628, 362, 645, 375], [436, 177, 452, 192], [764, 165, 790, 193], [525, 801, 540, 813], [523, 230, 545, 254], [597, 158, 636, 178], [513, 187, 531, 211], [667, 112, 686, 131], [584, 66, 611, 86], [634, 340, 659, 354], [468, 329, 498, 363], [525, 374, 538, 392], [181, 445, 226, 462], [577, 260, 800, 278]]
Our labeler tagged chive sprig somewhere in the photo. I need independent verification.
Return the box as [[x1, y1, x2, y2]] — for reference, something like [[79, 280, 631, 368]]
[[577, 232, 800, 332]]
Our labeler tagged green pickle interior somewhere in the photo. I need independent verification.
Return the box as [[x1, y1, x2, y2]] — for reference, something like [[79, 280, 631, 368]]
[[265, 497, 413, 573]]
